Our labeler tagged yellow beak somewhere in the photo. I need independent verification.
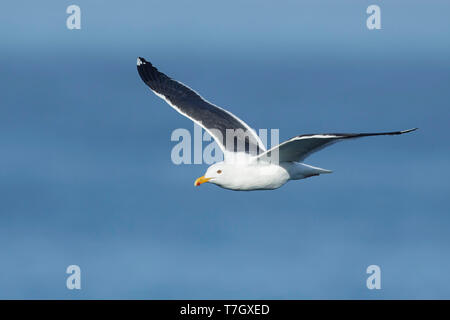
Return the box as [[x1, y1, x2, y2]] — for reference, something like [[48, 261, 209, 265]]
[[194, 176, 211, 186]]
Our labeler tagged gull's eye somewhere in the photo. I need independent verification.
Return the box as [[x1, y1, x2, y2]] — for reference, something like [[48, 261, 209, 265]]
[[217, 170, 222, 174]]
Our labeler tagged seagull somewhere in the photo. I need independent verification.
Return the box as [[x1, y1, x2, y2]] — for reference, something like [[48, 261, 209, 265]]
[[137, 57, 417, 191]]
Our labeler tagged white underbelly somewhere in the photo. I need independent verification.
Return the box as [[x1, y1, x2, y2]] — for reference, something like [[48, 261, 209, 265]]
[[222, 163, 291, 191]]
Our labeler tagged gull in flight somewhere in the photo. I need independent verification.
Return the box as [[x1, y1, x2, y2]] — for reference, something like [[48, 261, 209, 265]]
[[137, 57, 417, 191]]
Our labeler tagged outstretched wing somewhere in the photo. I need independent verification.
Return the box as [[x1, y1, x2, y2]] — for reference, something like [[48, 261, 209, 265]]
[[137, 57, 266, 156], [257, 128, 417, 163]]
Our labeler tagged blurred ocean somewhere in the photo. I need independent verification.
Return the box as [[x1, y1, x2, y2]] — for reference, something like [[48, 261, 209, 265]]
[[0, 0, 449, 298]]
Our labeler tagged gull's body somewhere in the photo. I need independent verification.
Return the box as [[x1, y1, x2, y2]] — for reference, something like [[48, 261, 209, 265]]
[[137, 57, 417, 191], [201, 161, 331, 191]]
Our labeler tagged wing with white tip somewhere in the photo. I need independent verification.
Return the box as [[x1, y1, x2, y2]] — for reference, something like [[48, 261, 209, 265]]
[[137, 57, 266, 157]]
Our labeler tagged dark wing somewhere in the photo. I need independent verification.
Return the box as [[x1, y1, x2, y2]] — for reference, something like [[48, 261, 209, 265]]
[[137, 57, 265, 156], [257, 128, 417, 163]]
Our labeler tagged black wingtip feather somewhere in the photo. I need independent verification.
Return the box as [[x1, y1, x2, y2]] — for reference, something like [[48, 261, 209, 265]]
[[136, 57, 159, 87], [401, 128, 418, 134], [137, 57, 148, 64]]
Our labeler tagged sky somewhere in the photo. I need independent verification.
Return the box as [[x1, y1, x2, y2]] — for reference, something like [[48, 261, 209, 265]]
[[0, 0, 449, 299]]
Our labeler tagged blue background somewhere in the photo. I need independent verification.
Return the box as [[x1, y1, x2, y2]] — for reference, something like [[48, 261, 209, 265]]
[[1, 0, 449, 299]]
